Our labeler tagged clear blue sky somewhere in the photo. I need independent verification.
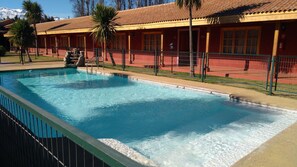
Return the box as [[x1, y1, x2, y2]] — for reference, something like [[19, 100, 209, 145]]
[[0, 0, 75, 18]]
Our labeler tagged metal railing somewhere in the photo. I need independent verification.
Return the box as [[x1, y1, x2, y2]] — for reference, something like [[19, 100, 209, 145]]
[[0, 86, 145, 167], [86, 48, 104, 73], [97, 48, 297, 97]]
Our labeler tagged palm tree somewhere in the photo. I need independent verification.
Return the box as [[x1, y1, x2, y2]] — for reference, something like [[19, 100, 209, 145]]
[[23, 0, 43, 58], [8, 19, 35, 64], [91, 4, 118, 61], [176, 0, 201, 77]]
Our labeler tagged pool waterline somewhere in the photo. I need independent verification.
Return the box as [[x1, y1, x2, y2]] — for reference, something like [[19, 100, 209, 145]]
[[1, 68, 297, 167]]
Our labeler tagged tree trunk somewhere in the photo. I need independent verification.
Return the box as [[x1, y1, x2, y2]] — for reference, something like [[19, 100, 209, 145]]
[[20, 47, 24, 65], [101, 42, 105, 61], [81, 0, 85, 16], [34, 24, 39, 58], [86, 0, 90, 15], [116, 0, 121, 10], [104, 40, 107, 61], [128, 0, 132, 9], [91, 0, 95, 11], [26, 48, 32, 62], [189, 6, 194, 77]]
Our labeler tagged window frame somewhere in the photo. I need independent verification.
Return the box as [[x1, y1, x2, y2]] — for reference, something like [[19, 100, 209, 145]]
[[220, 27, 261, 55], [142, 32, 162, 51], [111, 33, 126, 50]]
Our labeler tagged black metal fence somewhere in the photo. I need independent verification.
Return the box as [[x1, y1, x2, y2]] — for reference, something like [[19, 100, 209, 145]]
[[89, 48, 297, 97], [0, 87, 145, 167]]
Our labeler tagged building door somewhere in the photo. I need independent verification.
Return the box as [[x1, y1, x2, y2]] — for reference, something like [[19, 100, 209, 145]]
[[178, 30, 198, 66]]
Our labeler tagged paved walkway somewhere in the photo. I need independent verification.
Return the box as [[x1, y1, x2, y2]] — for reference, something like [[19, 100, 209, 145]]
[[0, 61, 65, 71], [1, 62, 297, 167]]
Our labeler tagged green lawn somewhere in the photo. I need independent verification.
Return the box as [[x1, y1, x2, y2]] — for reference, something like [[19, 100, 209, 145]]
[[102, 63, 297, 99], [0, 52, 63, 64]]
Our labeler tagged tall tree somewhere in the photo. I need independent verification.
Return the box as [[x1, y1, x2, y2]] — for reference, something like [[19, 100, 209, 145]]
[[91, 4, 118, 61], [70, 0, 99, 16], [23, 0, 43, 58], [8, 19, 35, 64], [176, 0, 201, 77], [115, 0, 122, 10], [127, 0, 133, 9]]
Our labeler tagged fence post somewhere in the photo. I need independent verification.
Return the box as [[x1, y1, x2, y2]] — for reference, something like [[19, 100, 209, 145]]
[[154, 50, 158, 76], [265, 56, 271, 90], [171, 52, 174, 73], [201, 52, 205, 82], [269, 56, 275, 95], [95, 48, 98, 66], [274, 56, 280, 91], [122, 49, 126, 71]]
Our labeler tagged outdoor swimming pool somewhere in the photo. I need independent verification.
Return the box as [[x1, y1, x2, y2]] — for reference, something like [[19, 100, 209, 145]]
[[0, 68, 297, 167]]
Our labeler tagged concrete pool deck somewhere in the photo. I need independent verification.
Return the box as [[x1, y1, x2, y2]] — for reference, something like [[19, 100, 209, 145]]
[[1, 62, 297, 167]]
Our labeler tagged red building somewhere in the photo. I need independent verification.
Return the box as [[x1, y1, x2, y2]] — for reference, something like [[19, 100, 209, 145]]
[[28, 1, 297, 77]]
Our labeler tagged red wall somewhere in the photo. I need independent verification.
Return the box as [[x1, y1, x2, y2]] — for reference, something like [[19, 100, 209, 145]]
[[33, 20, 297, 72]]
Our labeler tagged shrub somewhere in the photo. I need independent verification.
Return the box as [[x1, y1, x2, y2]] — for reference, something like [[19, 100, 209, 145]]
[[0, 45, 6, 57]]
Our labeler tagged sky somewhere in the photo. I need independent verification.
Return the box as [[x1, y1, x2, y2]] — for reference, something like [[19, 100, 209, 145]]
[[0, 0, 75, 18]]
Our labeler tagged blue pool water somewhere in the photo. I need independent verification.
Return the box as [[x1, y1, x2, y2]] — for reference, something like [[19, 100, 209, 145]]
[[1, 68, 297, 167]]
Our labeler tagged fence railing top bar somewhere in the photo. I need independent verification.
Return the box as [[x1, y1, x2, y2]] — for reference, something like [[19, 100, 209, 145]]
[[277, 55, 297, 58], [0, 86, 146, 167], [207, 52, 271, 57]]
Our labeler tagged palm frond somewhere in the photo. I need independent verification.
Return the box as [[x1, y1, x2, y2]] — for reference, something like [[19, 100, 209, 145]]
[[91, 4, 118, 44], [175, 0, 202, 9]]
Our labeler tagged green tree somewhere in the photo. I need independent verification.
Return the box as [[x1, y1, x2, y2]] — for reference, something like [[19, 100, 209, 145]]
[[8, 20, 35, 64], [23, 0, 43, 58], [176, 0, 201, 77], [0, 45, 6, 63], [91, 4, 118, 61]]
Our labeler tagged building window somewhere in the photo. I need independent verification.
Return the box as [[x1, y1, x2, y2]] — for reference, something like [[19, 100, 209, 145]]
[[60, 36, 68, 49], [221, 28, 260, 54], [143, 33, 161, 51], [112, 34, 126, 50], [77, 36, 84, 49]]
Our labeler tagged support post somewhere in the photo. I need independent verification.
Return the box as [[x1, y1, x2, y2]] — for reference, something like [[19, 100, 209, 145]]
[[68, 36, 71, 50], [269, 22, 280, 95], [84, 35, 88, 59], [177, 29, 180, 66], [205, 27, 210, 71], [154, 49, 158, 76], [45, 37, 48, 55], [122, 49, 126, 71], [55, 36, 59, 57], [128, 34, 131, 63], [160, 33, 164, 66]]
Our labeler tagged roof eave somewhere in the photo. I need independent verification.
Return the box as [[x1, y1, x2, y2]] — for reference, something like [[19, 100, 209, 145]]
[[37, 28, 93, 35], [36, 11, 297, 35], [116, 11, 297, 30]]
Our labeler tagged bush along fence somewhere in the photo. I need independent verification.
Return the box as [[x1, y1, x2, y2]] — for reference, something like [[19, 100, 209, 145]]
[[0, 87, 146, 167], [87, 48, 297, 97]]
